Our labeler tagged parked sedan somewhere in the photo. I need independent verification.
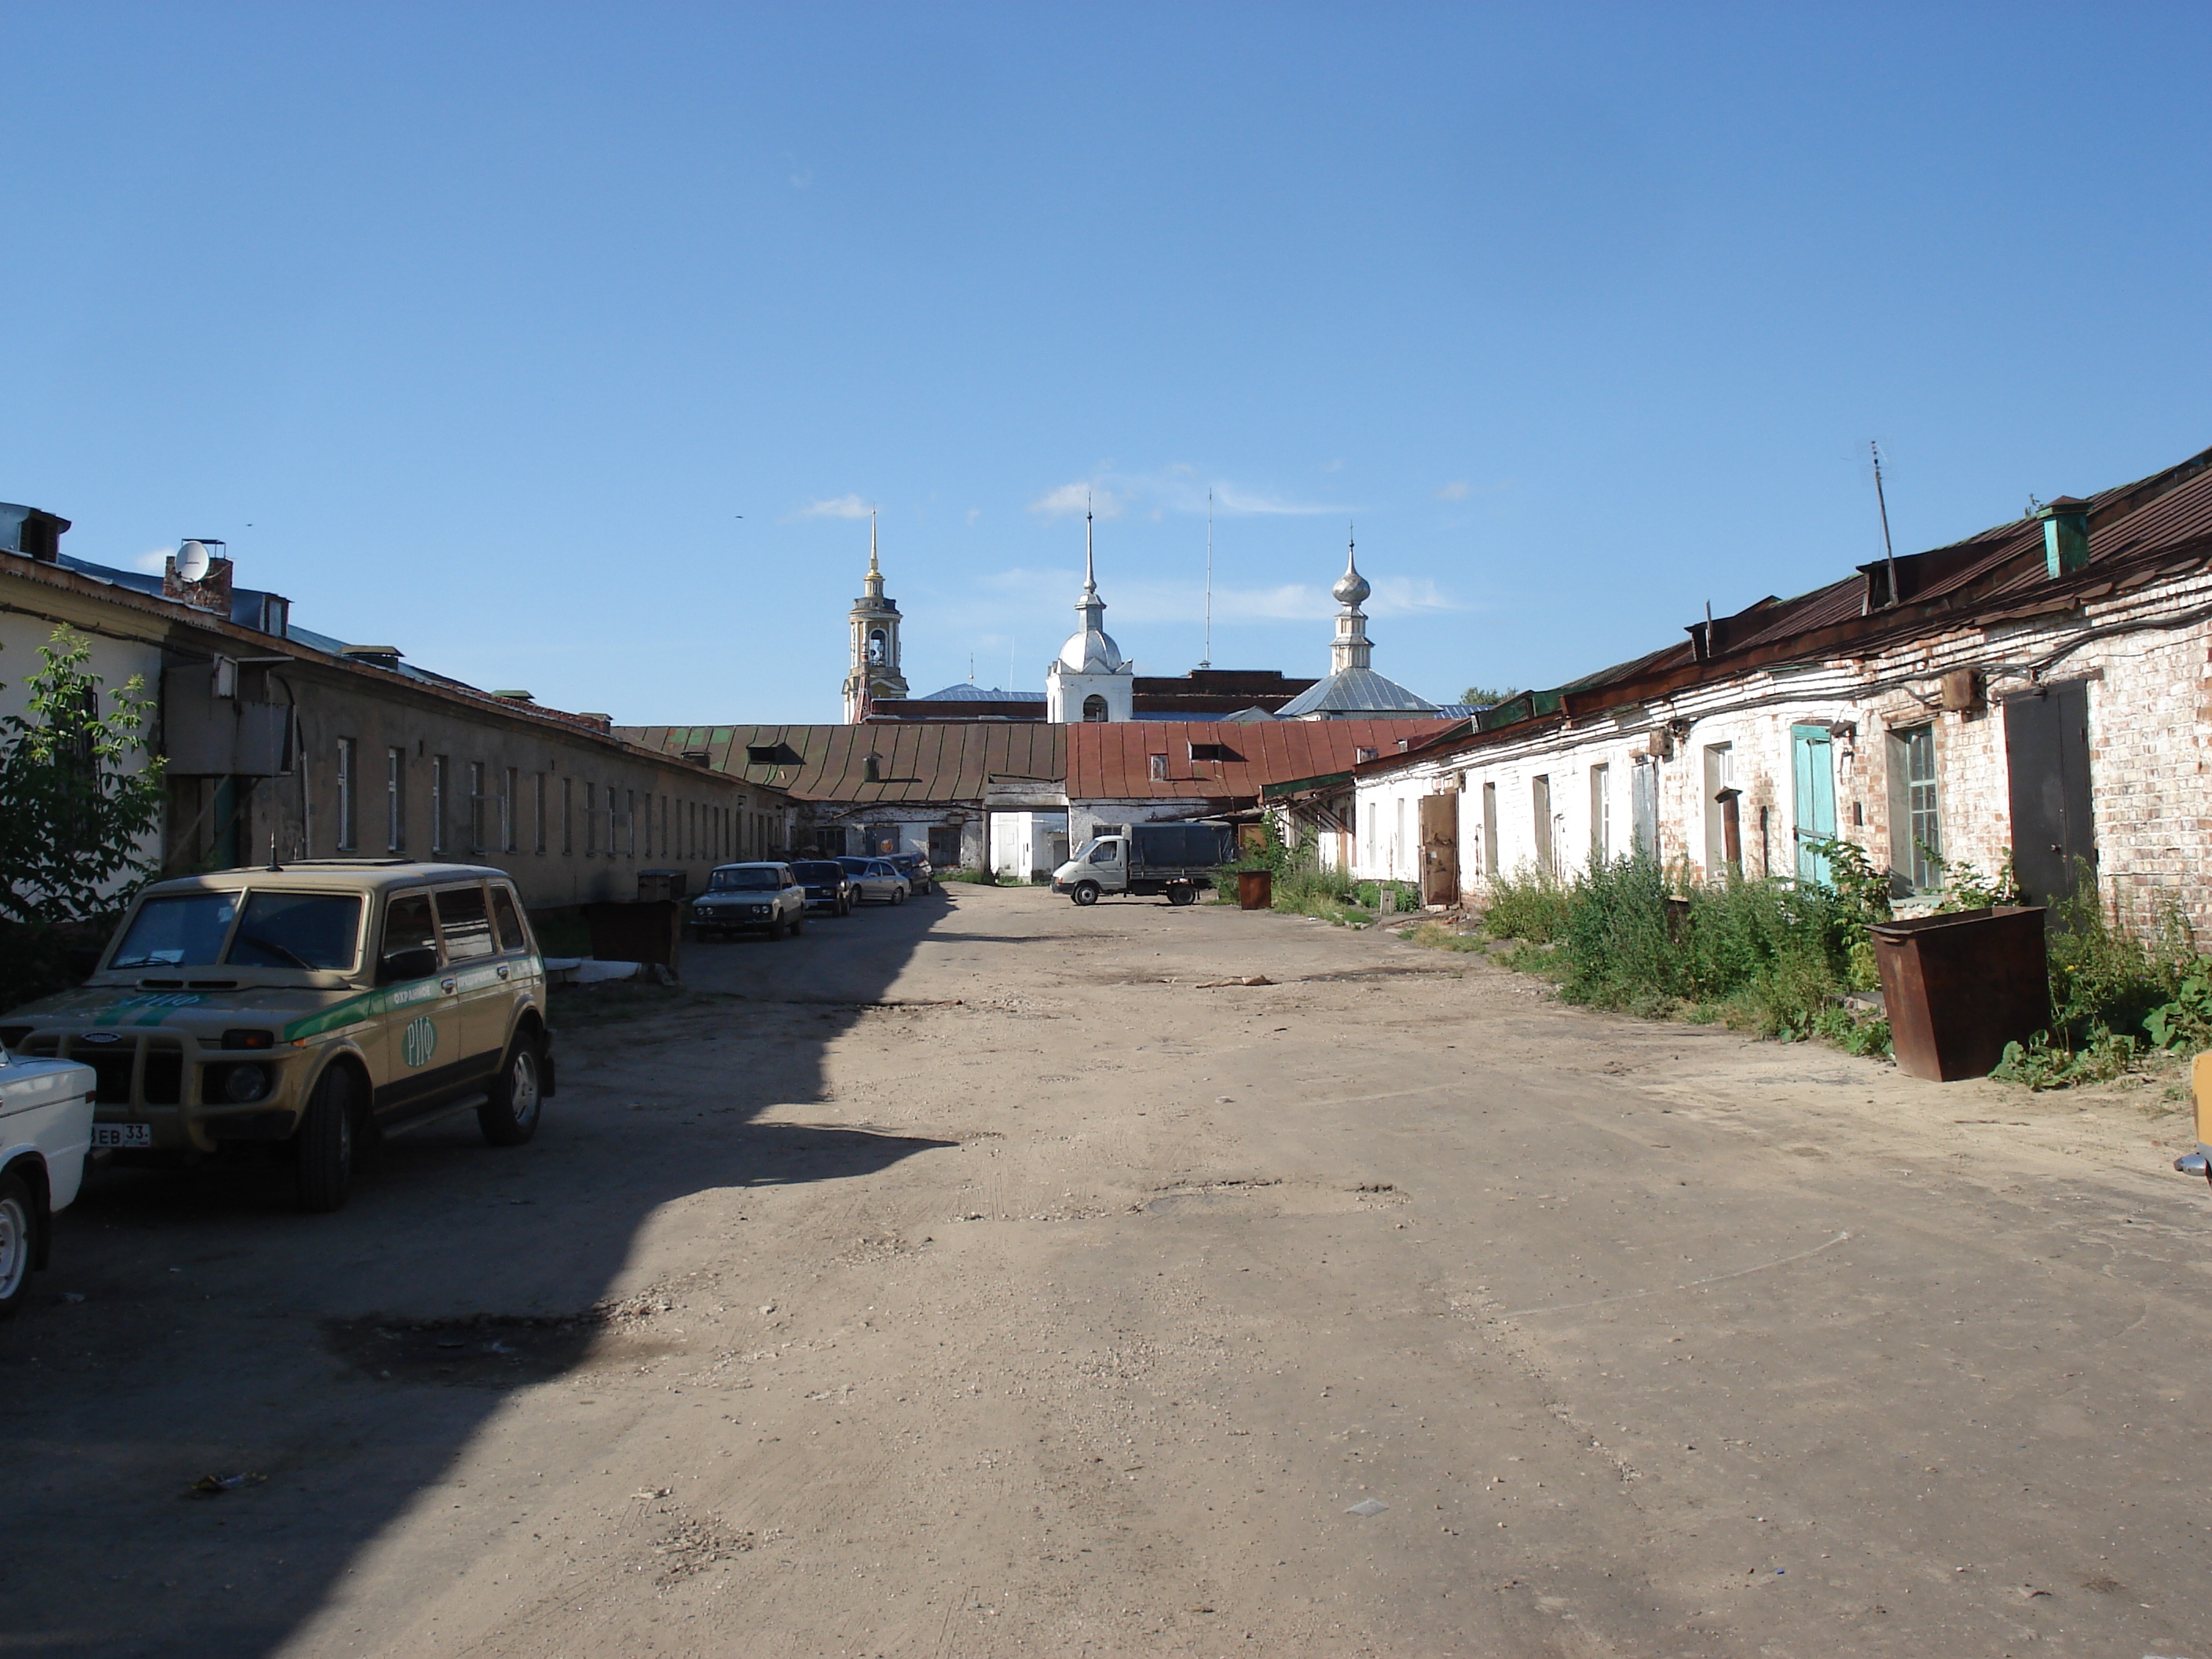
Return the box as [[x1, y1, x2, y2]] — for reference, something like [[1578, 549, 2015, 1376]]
[[835, 856, 910, 906], [690, 864, 808, 939], [790, 859, 856, 916], [888, 852, 935, 895], [0, 1046, 96, 1317]]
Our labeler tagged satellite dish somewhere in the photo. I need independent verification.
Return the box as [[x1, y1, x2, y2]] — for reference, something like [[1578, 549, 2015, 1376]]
[[175, 540, 211, 582]]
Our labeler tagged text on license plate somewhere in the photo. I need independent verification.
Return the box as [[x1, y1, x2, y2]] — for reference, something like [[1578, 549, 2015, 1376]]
[[91, 1124, 152, 1148]]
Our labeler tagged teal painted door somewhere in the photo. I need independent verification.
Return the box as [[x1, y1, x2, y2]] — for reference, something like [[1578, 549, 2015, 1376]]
[[1792, 725, 1837, 883]]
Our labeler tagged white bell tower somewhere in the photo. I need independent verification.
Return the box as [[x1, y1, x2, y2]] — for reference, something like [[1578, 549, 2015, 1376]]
[[1044, 501, 1134, 723]]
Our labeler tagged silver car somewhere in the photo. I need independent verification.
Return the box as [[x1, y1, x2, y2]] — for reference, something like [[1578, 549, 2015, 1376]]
[[837, 857, 910, 906]]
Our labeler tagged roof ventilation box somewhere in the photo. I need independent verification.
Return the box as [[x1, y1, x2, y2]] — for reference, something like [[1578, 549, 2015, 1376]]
[[0, 504, 69, 562]]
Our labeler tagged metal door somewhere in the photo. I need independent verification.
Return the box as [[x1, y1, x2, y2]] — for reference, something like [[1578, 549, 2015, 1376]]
[[1530, 775, 1553, 871], [2005, 680, 2095, 905], [1792, 725, 1837, 883], [372, 888, 467, 1121], [1630, 759, 1659, 859], [1418, 793, 1459, 906]]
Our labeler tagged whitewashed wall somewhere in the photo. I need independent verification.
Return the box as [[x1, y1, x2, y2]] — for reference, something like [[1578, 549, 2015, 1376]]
[[1348, 565, 2212, 931]]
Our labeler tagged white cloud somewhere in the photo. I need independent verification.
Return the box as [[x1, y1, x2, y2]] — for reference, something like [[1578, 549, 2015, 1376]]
[[134, 548, 171, 574], [958, 568, 1466, 628], [1436, 480, 1470, 500], [1029, 467, 1339, 521], [1208, 483, 1338, 517], [965, 507, 981, 526], [791, 494, 873, 520], [1320, 458, 1344, 474], [1028, 482, 1122, 519]]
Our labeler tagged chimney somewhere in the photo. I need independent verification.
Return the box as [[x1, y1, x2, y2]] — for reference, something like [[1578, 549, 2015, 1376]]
[[2037, 496, 2091, 577], [163, 540, 234, 615], [0, 504, 70, 562], [339, 645, 405, 671]]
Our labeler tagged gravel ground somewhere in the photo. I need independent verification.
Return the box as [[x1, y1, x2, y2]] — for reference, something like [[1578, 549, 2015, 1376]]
[[2, 880, 2207, 1658]]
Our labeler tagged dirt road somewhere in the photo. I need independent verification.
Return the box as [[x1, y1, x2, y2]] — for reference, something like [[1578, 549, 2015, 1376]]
[[3, 882, 2207, 1657]]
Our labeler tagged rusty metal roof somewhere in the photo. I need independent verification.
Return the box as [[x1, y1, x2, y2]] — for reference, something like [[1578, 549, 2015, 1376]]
[[618, 723, 1066, 803], [1066, 720, 1456, 800]]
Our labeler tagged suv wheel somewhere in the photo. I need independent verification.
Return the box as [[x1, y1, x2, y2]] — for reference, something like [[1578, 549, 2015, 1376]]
[[295, 1065, 359, 1213], [0, 1170, 36, 1318], [478, 1034, 544, 1147]]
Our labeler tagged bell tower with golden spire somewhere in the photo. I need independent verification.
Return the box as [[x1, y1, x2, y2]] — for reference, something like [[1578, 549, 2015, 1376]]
[[842, 511, 908, 722]]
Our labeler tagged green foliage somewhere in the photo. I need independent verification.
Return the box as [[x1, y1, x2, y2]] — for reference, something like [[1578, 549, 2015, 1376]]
[[1482, 861, 1575, 943], [2146, 963, 2212, 1052], [2042, 866, 2192, 1052], [1479, 846, 1890, 1053], [0, 629, 167, 1009], [1992, 1027, 2139, 1090], [1460, 686, 1522, 708], [937, 866, 994, 884], [1923, 845, 2023, 912]]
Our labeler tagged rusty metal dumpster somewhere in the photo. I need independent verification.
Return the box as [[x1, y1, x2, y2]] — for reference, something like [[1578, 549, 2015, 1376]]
[[1236, 870, 1273, 911], [584, 899, 683, 976], [1868, 905, 2049, 1081]]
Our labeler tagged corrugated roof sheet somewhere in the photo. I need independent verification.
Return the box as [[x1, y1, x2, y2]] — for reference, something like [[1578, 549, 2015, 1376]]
[[1400, 438, 2212, 754], [1066, 719, 1456, 800], [1275, 666, 1440, 717], [619, 723, 1066, 803]]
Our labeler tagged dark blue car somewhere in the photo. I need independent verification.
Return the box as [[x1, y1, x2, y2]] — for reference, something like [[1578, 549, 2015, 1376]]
[[790, 859, 855, 916]]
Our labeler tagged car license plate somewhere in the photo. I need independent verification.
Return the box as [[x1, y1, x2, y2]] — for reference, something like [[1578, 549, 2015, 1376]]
[[90, 1123, 152, 1149]]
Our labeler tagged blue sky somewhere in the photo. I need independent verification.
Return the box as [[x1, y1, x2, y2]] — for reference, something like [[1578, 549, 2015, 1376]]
[[5, 3, 2209, 721]]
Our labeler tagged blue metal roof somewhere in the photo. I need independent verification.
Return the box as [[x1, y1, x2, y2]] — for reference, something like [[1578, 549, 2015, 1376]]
[[1276, 666, 1439, 718], [913, 683, 1046, 702]]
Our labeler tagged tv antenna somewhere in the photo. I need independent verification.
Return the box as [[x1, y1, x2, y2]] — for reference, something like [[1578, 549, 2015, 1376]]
[[1199, 489, 1214, 669], [175, 540, 213, 582], [1870, 441, 1899, 607]]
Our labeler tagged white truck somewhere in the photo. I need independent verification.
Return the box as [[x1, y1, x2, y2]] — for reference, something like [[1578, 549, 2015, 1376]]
[[1052, 821, 1237, 907]]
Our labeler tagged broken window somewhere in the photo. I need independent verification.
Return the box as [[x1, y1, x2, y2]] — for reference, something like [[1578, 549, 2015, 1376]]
[[1149, 753, 1168, 781]]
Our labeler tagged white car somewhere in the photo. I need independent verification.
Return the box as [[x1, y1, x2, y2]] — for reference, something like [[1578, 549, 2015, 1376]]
[[0, 1046, 96, 1317]]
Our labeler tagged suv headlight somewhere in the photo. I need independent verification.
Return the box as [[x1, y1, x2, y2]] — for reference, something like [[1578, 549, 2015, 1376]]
[[221, 1063, 270, 1104]]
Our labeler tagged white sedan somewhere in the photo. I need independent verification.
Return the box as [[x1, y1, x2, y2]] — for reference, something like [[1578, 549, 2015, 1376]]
[[0, 1046, 95, 1317]]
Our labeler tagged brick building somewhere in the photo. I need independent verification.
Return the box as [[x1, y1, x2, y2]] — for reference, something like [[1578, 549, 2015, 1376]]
[[1342, 442, 2212, 928]]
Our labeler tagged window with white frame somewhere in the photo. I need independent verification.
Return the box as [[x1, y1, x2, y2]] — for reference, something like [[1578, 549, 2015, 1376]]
[[335, 738, 357, 851], [386, 746, 405, 851]]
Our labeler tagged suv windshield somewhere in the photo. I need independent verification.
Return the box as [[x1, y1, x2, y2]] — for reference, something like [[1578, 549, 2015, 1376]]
[[228, 892, 363, 971], [791, 862, 843, 882], [109, 890, 362, 971], [110, 892, 237, 968], [709, 867, 781, 892]]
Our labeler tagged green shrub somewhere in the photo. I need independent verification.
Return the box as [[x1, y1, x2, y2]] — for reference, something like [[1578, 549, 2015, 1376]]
[[1483, 862, 1574, 943]]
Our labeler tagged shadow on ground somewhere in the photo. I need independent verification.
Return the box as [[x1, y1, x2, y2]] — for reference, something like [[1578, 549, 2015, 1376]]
[[0, 888, 954, 1657]]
